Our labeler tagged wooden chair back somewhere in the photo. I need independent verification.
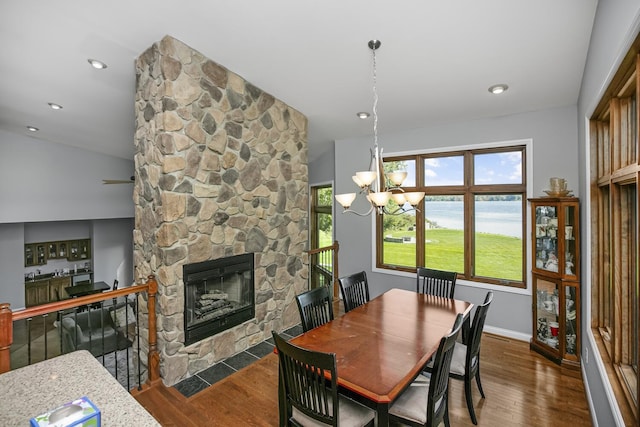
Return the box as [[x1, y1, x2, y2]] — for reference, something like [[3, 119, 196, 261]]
[[466, 291, 493, 372], [296, 286, 334, 332], [272, 331, 339, 426], [338, 271, 370, 312], [416, 267, 457, 299], [427, 313, 464, 426]]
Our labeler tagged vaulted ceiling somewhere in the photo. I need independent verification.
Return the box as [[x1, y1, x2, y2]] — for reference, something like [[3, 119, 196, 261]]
[[0, 1, 597, 163]]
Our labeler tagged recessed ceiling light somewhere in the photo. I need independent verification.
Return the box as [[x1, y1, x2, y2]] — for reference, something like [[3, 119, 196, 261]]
[[26, 126, 39, 132], [87, 58, 108, 69], [357, 112, 370, 119], [48, 102, 63, 110], [488, 84, 509, 94]]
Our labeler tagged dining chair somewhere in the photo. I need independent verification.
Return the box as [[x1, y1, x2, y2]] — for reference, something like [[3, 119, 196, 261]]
[[416, 267, 457, 299], [295, 286, 334, 332], [338, 271, 370, 312], [443, 290, 493, 425], [389, 313, 464, 427], [272, 331, 376, 427]]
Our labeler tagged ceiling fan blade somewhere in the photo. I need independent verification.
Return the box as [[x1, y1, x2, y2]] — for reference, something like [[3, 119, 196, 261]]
[[102, 176, 134, 184], [102, 180, 133, 184]]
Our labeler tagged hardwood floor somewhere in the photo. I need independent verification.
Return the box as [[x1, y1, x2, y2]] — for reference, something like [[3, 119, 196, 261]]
[[133, 332, 593, 426]]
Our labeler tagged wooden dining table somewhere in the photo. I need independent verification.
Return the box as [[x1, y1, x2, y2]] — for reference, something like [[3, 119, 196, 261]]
[[289, 288, 473, 426], [64, 281, 110, 298]]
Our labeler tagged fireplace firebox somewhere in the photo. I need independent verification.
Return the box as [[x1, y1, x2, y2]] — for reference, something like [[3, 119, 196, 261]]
[[183, 253, 255, 346]]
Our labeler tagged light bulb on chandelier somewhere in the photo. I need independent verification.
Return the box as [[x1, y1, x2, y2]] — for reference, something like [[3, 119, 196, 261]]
[[335, 40, 425, 216]]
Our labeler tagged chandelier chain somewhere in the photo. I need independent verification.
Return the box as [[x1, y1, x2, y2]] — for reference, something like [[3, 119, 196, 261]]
[[333, 39, 425, 216], [372, 44, 378, 148]]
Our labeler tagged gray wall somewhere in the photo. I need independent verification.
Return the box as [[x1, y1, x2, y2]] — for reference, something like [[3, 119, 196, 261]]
[[0, 129, 134, 223], [309, 142, 335, 185], [578, 1, 640, 426], [0, 129, 135, 310], [92, 218, 135, 290], [332, 105, 579, 338], [0, 223, 25, 309]]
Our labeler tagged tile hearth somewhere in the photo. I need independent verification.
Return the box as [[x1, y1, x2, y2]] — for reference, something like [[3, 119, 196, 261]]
[[173, 325, 303, 398]]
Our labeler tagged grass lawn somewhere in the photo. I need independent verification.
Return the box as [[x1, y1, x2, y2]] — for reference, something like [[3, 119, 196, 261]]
[[319, 230, 332, 248], [317, 228, 522, 281], [383, 228, 522, 281]]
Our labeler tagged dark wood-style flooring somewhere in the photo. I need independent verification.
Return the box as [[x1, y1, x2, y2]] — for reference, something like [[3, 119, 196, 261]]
[[133, 332, 592, 426]]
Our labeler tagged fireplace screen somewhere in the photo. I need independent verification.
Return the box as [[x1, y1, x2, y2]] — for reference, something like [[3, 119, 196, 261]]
[[183, 253, 255, 345]]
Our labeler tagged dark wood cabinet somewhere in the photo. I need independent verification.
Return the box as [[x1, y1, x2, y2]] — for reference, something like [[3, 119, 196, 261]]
[[67, 239, 91, 261], [24, 239, 91, 265], [49, 276, 71, 301], [35, 243, 47, 265], [25, 280, 50, 307], [47, 242, 59, 260], [24, 244, 35, 267], [25, 276, 73, 307]]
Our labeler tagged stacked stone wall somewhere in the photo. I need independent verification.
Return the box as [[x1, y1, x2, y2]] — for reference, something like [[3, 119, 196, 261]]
[[133, 35, 308, 385]]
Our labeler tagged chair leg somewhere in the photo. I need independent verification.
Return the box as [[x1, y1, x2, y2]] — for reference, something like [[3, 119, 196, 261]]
[[464, 377, 478, 425], [443, 398, 451, 427], [475, 366, 485, 398]]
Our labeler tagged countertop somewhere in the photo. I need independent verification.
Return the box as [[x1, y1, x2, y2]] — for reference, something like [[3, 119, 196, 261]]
[[0, 350, 160, 426], [25, 269, 93, 283]]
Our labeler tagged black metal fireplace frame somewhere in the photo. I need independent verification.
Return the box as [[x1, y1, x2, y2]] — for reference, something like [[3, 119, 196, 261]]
[[183, 253, 255, 346]]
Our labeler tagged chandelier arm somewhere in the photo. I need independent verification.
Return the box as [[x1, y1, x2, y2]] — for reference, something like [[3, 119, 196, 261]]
[[339, 205, 376, 217], [382, 205, 421, 216]]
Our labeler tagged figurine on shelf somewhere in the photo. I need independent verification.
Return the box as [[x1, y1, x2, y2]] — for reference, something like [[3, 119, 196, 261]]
[[565, 261, 574, 275], [565, 252, 574, 275], [566, 333, 577, 354], [544, 252, 559, 272], [537, 318, 549, 340]]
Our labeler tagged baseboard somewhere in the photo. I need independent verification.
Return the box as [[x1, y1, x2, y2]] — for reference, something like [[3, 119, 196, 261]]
[[484, 325, 531, 342], [581, 362, 600, 427]]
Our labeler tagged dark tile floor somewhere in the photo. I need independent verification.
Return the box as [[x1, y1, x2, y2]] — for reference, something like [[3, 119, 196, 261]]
[[173, 324, 303, 398]]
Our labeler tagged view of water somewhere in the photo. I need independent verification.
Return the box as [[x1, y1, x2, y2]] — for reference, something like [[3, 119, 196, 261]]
[[425, 200, 522, 238]]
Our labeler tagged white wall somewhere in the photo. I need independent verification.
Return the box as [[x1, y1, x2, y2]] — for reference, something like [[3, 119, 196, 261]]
[[332, 105, 579, 337], [577, 1, 640, 426]]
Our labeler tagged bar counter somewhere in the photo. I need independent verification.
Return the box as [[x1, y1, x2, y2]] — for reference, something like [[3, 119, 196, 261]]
[[0, 350, 159, 426]]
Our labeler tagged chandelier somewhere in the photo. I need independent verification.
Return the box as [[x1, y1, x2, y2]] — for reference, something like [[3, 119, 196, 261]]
[[335, 40, 425, 216]]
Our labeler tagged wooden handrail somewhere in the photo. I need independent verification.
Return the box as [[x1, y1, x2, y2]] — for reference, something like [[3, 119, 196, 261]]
[[0, 303, 11, 374], [306, 241, 340, 299], [10, 285, 150, 321], [0, 275, 159, 387], [305, 241, 339, 256]]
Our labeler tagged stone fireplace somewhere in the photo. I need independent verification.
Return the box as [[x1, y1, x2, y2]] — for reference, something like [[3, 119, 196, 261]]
[[133, 35, 308, 385]]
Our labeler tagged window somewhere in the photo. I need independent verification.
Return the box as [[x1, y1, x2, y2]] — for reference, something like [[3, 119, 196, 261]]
[[377, 145, 526, 288], [309, 184, 336, 291], [310, 184, 333, 249], [590, 34, 640, 424]]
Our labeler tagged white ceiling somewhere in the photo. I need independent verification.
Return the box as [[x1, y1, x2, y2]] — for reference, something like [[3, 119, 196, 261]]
[[0, 1, 597, 164]]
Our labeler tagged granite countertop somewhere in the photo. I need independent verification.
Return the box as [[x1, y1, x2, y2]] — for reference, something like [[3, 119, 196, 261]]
[[0, 350, 160, 426], [25, 269, 93, 283]]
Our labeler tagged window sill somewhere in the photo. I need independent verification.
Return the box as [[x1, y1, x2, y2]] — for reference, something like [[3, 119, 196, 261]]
[[592, 327, 638, 424], [372, 267, 531, 296]]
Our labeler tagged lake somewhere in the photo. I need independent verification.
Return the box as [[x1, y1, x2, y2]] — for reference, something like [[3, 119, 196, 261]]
[[425, 200, 522, 238]]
